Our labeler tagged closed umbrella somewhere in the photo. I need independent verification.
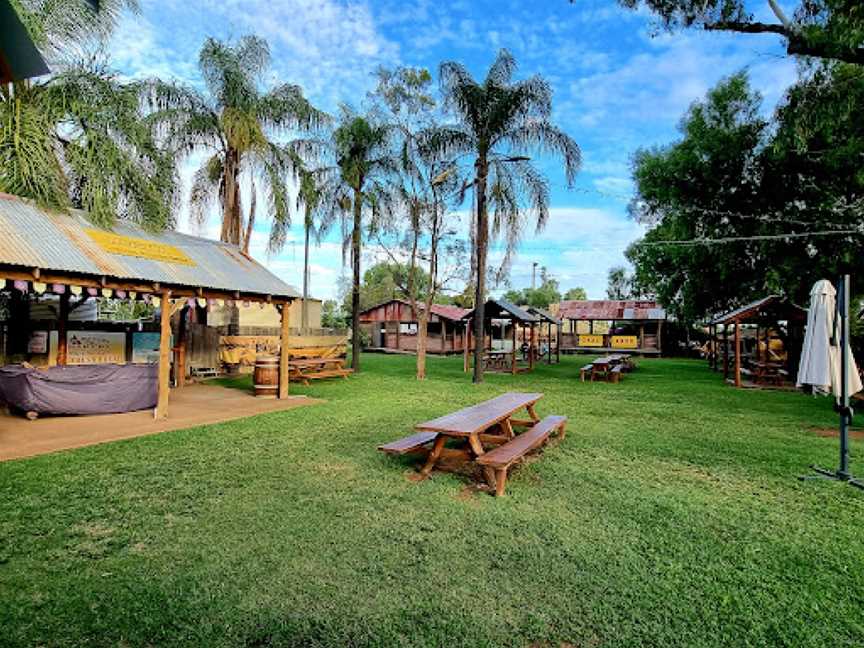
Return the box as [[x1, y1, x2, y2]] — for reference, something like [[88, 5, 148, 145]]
[[797, 279, 862, 398], [798, 275, 863, 490]]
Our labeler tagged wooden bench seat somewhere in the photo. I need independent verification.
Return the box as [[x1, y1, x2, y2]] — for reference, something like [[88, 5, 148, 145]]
[[609, 365, 623, 383], [580, 364, 594, 382], [477, 415, 567, 496], [378, 431, 438, 455]]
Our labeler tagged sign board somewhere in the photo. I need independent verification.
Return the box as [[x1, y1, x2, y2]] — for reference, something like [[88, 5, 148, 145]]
[[611, 335, 638, 349], [132, 332, 162, 363], [579, 334, 604, 347], [85, 228, 195, 266], [28, 330, 48, 353], [67, 331, 126, 365]]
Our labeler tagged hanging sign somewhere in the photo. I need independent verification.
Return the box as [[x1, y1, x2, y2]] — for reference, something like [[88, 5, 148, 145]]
[[611, 335, 638, 349], [67, 331, 126, 365], [28, 331, 48, 354], [132, 332, 162, 363], [579, 334, 604, 347], [85, 228, 195, 266]]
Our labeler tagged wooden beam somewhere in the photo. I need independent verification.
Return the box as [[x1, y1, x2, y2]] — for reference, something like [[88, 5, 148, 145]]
[[463, 325, 469, 372], [155, 290, 172, 418], [723, 324, 729, 380], [734, 319, 741, 388], [511, 320, 517, 375], [57, 292, 70, 365], [278, 302, 290, 399]]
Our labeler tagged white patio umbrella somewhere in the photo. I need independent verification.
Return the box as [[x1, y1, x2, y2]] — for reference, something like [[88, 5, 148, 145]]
[[797, 279, 862, 398]]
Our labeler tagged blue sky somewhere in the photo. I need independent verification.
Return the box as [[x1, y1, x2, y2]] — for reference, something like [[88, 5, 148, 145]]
[[108, 0, 798, 301]]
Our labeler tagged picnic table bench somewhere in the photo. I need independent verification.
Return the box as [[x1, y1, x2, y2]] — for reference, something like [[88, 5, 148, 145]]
[[288, 357, 352, 385], [580, 355, 632, 383], [378, 392, 566, 496]]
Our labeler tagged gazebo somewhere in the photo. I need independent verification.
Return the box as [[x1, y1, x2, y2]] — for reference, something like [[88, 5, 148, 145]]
[[461, 299, 540, 374], [0, 193, 299, 418], [707, 295, 807, 388]]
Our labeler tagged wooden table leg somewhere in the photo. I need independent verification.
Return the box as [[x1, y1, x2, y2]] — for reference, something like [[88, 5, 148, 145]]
[[468, 433, 497, 489], [500, 417, 515, 439], [526, 403, 540, 422], [419, 435, 447, 478]]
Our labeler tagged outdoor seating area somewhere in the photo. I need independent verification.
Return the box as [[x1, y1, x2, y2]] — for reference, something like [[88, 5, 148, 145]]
[[706, 295, 807, 389], [379, 391, 566, 496], [461, 299, 542, 375], [579, 353, 635, 383]]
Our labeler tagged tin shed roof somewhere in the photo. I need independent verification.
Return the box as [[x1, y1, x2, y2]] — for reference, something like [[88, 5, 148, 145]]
[[0, 194, 298, 299], [558, 299, 666, 321]]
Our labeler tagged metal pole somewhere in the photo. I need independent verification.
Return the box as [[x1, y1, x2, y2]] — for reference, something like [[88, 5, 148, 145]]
[[839, 274, 851, 478]]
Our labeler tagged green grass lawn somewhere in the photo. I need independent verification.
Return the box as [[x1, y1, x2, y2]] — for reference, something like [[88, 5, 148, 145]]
[[1, 354, 863, 647]]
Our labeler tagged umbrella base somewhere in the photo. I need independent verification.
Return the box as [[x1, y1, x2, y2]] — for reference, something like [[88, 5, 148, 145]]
[[799, 464, 864, 490]]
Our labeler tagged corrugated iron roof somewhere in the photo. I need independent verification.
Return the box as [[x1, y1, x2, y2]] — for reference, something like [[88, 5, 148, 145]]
[[558, 299, 666, 321], [0, 194, 298, 298], [526, 306, 560, 323], [462, 298, 540, 323], [358, 298, 470, 323], [709, 295, 806, 325]]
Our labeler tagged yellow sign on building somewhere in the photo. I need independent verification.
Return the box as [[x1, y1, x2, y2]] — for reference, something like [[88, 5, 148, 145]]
[[611, 335, 638, 349], [86, 229, 195, 266], [579, 334, 604, 347]]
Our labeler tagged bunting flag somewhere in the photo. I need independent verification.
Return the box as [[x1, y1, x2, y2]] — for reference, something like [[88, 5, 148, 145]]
[[217, 299, 225, 307], [0, 279, 5, 289], [13, 280, 27, 292], [129, 291, 136, 300], [187, 297, 196, 309], [101, 288, 112, 298], [152, 296, 161, 308], [196, 297, 207, 309], [142, 293, 152, 303], [69, 285, 82, 296], [51, 283, 65, 294], [87, 287, 99, 297], [33, 282, 47, 294], [115, 290, 127, 299]]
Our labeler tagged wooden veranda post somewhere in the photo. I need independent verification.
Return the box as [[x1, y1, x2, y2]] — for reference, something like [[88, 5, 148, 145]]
[[734, 318, 741, 387], [511, 320, 517, 375], [279, 301, 290, 399], [155, 290, 172, 419], [529, 324, 536, 370], [57, 292, 69, 365], [723, 325, 729, 380], [463, 325, 469, 372]]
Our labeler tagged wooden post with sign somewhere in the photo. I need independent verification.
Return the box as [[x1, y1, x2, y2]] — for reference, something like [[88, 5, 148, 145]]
[[155, 290, 172, 418], [279, 301, 290, 399]]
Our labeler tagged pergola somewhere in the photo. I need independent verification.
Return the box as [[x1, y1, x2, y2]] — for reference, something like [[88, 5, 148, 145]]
[[708, 295, 807, 388], [0, 193, 298, 417], [461, 299, 540, 374], [526, 306, 561, 365]]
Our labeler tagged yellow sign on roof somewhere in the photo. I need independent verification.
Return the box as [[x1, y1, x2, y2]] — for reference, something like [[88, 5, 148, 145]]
[[86, 228, 195, 266]]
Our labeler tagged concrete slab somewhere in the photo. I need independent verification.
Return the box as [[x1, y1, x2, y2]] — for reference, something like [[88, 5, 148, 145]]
[[0, 384, 321, 461]]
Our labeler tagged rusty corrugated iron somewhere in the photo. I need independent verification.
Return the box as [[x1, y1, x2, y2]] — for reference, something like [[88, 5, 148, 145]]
[[558, 299, 666, 321], [0, 194, 298, 298]]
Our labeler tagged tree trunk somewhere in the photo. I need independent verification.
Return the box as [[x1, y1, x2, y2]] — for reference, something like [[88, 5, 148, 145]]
[[472, 157, 489, 384], [221, 148, 243, 245], [302, 214, 311, 334], [242, 177, 256, 255], [416, 310, 428, 380], [350, 186, 363, 371]]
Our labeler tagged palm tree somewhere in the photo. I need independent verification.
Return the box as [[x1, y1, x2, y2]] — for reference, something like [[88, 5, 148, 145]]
[[148, 35, 326, 252], [430, 50, 582, 383], [302, 107, 397, 371], [1, 1, 177, 229], [294, 167, 329, 333]]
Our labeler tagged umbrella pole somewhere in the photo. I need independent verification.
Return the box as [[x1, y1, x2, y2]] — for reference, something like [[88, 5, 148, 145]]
[[800, 274, 864, 490]]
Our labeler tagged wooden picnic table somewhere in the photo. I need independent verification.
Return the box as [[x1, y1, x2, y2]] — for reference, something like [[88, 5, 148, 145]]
[[288, 357, 352, 385], [752, 360, 785, 386], [415, 392, 543, 487]]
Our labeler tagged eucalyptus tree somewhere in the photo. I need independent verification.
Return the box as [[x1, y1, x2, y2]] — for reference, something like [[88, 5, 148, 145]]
[[302, 107, 397, 371], [430, 50, 582, 383], [371, 65, 467, 380], [148, 35, 326, 252], [1, 0, 178, 228]]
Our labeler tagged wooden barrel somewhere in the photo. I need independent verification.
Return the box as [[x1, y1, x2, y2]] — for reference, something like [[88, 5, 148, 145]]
[[253, 355, 279, 398]]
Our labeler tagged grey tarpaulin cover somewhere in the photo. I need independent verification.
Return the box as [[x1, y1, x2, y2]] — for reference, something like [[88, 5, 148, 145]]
[[0, 364, 158, 416]]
